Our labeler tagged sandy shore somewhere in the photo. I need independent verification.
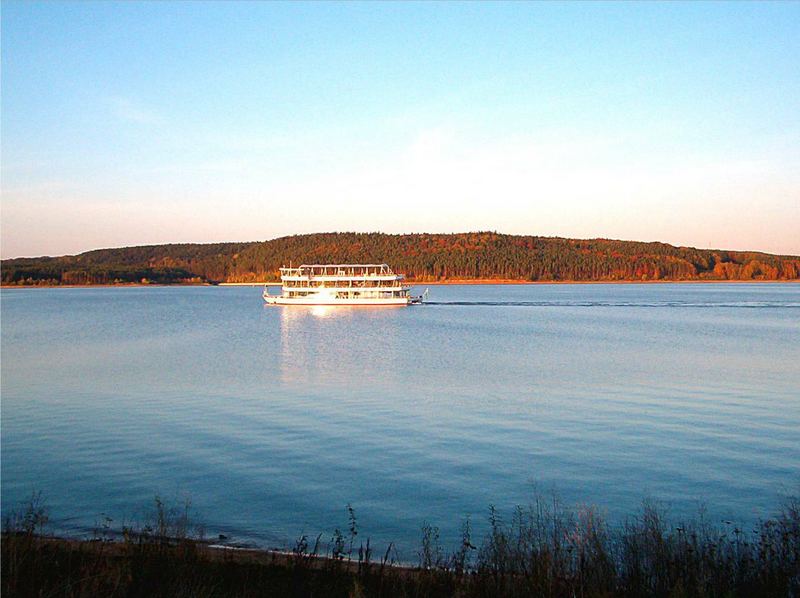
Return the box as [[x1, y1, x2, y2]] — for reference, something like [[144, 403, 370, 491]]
[[9, 533, 413, 573]]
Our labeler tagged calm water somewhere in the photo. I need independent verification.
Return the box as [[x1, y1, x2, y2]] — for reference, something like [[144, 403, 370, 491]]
[[2, 284, 799, 553]]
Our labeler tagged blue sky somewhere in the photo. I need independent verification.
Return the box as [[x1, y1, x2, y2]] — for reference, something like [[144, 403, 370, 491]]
[[2, 1, 799, 257]]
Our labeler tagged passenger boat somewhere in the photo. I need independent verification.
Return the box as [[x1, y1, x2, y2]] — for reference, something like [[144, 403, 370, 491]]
[[263, 264, 428, 306]]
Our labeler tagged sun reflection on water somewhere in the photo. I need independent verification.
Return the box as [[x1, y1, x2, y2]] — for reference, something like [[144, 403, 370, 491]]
[[310, 305, 333, 318], [277, 305, 406, 388]]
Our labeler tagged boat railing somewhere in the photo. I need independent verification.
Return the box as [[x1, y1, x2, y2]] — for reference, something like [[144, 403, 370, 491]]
[[279, 264, 396, 278]]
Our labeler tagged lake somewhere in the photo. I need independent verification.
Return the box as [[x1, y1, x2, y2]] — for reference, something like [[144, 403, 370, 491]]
[[1, 283, 799, 554]]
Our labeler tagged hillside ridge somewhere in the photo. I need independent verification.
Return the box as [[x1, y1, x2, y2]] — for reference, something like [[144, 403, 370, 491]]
[[3, 232, 799, 285]]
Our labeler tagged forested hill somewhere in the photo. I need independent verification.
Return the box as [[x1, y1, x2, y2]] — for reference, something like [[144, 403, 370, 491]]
[[2, 232, 799, 285]]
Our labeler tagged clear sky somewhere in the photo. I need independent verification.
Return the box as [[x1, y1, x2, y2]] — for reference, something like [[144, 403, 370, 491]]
[[2, 1, 799, 258]]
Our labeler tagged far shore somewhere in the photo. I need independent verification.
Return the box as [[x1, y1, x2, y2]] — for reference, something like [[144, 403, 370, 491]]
[[230, 278, 800, 286], [2, 278, 798, 289]]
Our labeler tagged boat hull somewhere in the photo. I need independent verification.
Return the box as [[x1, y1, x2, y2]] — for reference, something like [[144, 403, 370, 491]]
[[263, 295, 413, 306]]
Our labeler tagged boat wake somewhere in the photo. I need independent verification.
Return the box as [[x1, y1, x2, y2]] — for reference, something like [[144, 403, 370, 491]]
[[425, 301, 800, 308]]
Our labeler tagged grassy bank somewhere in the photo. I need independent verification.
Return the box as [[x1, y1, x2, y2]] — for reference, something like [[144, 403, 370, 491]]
[[3, 492, 799, 597]]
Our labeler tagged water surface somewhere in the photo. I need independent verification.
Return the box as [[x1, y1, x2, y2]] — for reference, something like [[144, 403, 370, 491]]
[[2, 283, 799, 552]]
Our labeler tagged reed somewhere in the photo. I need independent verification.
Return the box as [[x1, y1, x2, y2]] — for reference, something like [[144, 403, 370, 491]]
[[2, 492, 798, 597]]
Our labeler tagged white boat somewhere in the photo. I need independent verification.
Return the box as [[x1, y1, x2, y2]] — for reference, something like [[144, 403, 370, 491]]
[[263, 264, 428, 306]]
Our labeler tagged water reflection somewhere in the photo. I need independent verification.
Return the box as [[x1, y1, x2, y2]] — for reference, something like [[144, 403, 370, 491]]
[[310, 305, 334, 318], [278, 306, 405, 389]]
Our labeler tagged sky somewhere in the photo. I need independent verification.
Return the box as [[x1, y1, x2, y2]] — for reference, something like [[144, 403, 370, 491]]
[[1, 1, 799, 258]]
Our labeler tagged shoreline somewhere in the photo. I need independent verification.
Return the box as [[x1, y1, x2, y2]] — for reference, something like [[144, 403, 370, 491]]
[[7, 534, 384, 572], [3, 278, 798, 289], [4, 491, 799, 597]]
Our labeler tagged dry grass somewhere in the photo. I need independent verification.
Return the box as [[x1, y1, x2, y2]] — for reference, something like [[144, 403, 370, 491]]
[[2, 492, 798, 597]]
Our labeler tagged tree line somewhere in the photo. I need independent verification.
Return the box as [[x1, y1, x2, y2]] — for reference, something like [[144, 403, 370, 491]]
[[2, 232, 799, 285]]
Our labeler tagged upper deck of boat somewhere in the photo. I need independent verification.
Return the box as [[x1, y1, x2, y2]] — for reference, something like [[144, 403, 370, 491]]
[[279, 264, 404, 281]]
